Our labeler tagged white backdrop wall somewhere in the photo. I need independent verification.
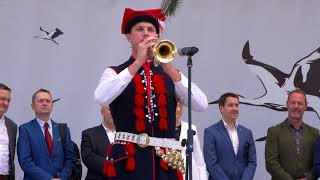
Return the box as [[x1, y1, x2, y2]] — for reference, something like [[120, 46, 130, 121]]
[[1, 0, 320, 179]]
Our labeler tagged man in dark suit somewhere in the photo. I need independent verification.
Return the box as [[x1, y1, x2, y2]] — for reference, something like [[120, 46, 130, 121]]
[[81, 106, 115, 180], [0, 83, 17, 180], [204, 92, 257, 180], [17, 89, 75, 180], [265, 89, 319, 180]]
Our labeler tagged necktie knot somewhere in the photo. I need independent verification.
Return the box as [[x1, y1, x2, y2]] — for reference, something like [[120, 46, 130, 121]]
[[44, 123, 49, 128]]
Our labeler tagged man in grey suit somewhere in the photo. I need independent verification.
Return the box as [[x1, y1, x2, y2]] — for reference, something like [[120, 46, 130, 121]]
[[0, 83, 17, 180]]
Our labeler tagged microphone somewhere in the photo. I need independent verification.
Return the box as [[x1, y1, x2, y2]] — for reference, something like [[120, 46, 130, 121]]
[[178, 47, 199, 56]]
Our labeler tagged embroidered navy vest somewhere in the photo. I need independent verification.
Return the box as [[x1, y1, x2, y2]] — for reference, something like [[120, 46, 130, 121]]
[[109, 57, 177, 138]]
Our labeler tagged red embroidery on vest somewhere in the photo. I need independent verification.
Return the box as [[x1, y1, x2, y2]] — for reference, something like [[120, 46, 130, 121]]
[[133, 68, 168, 131], [152, 74, 168, 131], [133, 74, 146, 132]]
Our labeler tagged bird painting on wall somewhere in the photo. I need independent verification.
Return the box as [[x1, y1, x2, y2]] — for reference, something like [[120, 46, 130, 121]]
[[209, 41, 320, 141], [34, 27, 64, 45]]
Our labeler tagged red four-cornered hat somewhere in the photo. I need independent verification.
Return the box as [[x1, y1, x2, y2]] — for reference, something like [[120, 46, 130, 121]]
[[121, 8, 166, 34]]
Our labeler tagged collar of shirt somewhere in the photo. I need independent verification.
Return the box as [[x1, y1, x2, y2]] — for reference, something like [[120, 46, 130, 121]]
[[102, 123, 115, 143], [36, 118, 53, 136], [222, 118, 238, 131], [0, 115, 4, 122], [102, 123, 114, 133], [286, 119, 303, 130], [0, 115, 5, 127]]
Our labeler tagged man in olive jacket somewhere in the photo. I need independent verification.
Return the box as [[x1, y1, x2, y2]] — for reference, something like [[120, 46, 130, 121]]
[[265, 89, 319, 180]]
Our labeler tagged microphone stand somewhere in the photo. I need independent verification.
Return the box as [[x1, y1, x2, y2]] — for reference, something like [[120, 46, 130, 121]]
[[185, 55, 195, 180]]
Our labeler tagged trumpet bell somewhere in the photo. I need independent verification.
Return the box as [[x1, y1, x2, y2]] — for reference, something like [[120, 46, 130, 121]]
[[153, 40, 177, 66]]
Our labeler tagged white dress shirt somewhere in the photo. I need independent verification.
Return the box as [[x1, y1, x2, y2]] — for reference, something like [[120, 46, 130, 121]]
[[222, 119, 239, 155], [179, 121, 208, 180], [36, 118, 53, 138], [0, 115, 9, 175], [102, 123, 115, 144], [94, 67, 208, 111]]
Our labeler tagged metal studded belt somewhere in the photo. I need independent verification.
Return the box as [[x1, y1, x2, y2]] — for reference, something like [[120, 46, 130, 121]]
[[114, 132, 184, 150]]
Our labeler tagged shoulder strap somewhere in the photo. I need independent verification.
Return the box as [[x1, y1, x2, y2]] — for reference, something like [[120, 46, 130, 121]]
[[58, 123, 67, 152]]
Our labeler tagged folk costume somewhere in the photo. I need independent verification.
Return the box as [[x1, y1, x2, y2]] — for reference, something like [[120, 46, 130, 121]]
[[94, 8, 208, 180]]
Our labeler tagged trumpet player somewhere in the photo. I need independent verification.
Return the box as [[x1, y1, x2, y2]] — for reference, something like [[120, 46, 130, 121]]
[[94, 7, 208, 180]]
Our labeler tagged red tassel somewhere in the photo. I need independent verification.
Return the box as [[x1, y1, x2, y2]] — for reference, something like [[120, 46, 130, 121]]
[[176, 170, 183, 180], [126, 157, 135, 171], [102, 160, 109, 176], [159, 118, 168, 131], [135, 119, 146, 132], [108, 162, 116, 178], [160, 159, 168, 171], [125, 143, 136, 156], [159, 148, 168, 171], [125, 143, 136, 171]]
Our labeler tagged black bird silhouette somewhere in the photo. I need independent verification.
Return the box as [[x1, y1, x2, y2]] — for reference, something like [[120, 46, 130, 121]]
[[34, 27, 64, 45], [210, 41, 320, 118], [255, 136, 267, 142], [53, 98, 61, 103]]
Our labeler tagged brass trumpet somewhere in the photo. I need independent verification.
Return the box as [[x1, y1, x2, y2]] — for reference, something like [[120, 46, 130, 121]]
[[152, 40, 177, 67]]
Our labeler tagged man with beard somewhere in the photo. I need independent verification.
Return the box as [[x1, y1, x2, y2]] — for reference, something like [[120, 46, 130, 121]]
[[204, 92, 257, 180], [265, 89, 319, 180]]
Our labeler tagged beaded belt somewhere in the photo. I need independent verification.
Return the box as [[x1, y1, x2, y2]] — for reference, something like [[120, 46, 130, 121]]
[[114, 132, 184, 150]]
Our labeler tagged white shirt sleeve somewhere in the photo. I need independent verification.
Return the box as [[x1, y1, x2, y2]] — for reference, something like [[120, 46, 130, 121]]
[[94, 67, 133, 106], [174, 72, 208, 112], [94, 68, 208, 112]]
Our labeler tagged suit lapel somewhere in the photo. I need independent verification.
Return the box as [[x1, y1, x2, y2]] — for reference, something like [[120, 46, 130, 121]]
[[51, 121, 62, 157], [4, 116, 15, 164], [4, 117, 14, 141], [236, 126, 244, 158], [98, 124, 110, 147], [4, 117, 14, 153], [217, 120, 235, 156], [282, 121, 298, 156], [302, 123, 311, 155]]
